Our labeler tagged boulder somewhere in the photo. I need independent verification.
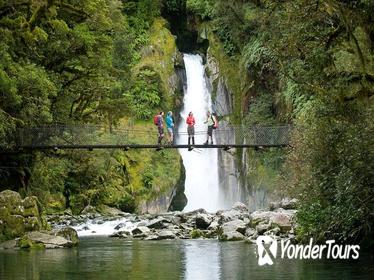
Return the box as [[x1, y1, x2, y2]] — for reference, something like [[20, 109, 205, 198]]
[[231, 202, 248, 213], [157, 230, 176, 240], [256, 223, 270, 235], [281, 198, 298, 210], [22, 196, 40, 217], [218, 209, 244, 223], [207, 220, 220, 232], [132, 226, 150, 237], [0, 190, 46, 241], [0, 190, 22, 212], [110, 231, 131, 238], [221, 220, 247, 235], [81, 205, 97, 215], [250, 211, 273, 226], [0, 239, 17, 249], [144, 235, 159, 241], [270, 213, 292, 233], [219, 231, 245, 241], [146, 218, 168, 229], [195, 213, 213, 230], [54, 227, 79, 246], [245, 228, 256, 237], [22, 231, 74, 249]]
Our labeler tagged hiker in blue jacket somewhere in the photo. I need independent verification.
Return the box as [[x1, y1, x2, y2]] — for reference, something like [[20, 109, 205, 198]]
[[166, 111, 174, 144]]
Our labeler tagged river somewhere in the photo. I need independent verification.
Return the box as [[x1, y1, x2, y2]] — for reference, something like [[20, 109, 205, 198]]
[[0, 238, 372, 279]]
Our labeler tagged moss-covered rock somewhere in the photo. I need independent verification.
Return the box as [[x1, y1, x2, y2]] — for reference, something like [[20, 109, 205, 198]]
[[0, 190, 46, 241], [54, 227, 79, 247]]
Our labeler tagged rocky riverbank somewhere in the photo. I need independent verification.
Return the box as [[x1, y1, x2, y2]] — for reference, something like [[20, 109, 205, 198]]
[[0, 190, 79, 249], [48, 201, 297, 242]]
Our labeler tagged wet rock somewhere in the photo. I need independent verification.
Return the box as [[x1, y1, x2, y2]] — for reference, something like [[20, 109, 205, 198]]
[[219, 231, 245, 241], [0, 239, 18, 250], [146, 218, 168, 229], [221, 220, 247, 235], [157, 230, 176, 240], [21, 231, 77, 249], [114, 223, 126, 230], [144, 235, 159, 241], [54, 227, 79, 246], [110, 231, 131, 238], [132, 226, 150, 236], [207, 220, 220, 232], [195, 213, 213, 230], [256, 223, 270, 235], [245, 228, 256, 237]]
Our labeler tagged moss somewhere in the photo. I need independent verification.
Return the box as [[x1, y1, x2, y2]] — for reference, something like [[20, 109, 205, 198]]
[[135, 17, 180, 110], [190, 229, 203, 239], [19, 235, 45, 249]]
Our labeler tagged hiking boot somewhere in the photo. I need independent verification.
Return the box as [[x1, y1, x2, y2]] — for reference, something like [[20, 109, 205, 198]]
[[188, 147, 193, 151], [210, 141, 213, 145], [204, 141, 208, 145]]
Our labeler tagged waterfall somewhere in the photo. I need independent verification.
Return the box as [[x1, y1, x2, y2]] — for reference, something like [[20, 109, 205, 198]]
[[177, 54, 226, 212]]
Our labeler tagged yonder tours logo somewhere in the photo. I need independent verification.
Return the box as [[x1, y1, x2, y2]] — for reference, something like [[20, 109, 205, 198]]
[[256, 236, 360, 266]]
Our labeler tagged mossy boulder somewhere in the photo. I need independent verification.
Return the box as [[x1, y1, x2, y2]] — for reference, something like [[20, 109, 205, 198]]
[[54, 227, 79, 246], [0, 190, 46, 241]]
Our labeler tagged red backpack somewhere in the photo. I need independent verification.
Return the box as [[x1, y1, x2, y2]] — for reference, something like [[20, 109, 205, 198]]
[[153, 115, 159, 126], [212, 115, 218, 129]]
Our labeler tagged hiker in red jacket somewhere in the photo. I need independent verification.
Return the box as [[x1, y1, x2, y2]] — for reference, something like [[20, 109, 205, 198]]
[[186, 111, 195, 150]]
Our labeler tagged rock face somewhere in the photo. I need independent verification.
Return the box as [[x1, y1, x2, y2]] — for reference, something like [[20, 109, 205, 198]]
[[0, 190, 45, 240]]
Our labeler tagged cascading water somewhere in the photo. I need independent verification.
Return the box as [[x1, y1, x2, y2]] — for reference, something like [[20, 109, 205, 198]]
[[177, 54, 226, 212]]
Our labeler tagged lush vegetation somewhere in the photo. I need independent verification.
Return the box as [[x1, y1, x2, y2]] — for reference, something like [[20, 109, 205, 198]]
[[186, 0, 373, 245], [0, 0, 183, 214]]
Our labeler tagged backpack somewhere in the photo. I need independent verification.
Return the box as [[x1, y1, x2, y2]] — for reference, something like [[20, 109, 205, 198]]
[[153, 115, 159, 126], [212, 115, 218, 129]]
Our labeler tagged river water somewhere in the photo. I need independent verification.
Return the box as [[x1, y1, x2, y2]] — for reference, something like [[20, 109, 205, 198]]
[[0, 238, 372, 280]]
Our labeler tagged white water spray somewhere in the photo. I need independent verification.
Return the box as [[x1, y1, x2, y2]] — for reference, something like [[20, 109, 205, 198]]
[[178, 54, 224, 212]]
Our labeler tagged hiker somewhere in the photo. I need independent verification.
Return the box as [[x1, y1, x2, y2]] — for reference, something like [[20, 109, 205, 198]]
[[186, 111, 195, 150], [156, 111, 164, 145], [166, 111, 174, 144], [204, 111, 215, 145]]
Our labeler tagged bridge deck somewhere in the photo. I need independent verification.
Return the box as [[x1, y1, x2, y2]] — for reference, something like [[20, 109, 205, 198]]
[[1, 124, 292, 152]]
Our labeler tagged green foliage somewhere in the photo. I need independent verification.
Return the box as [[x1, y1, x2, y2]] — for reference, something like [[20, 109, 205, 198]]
[[0, 1, 183, 215], [186, 0, 214, 19], [287, 98, 373, 244], [117, 194, 136, 213], [200, 0, 373, 246], [124, 68, 162, 119]]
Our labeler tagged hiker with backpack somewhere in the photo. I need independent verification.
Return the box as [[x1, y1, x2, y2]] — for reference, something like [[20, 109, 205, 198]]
[[186, 111, 195, 150], [154, 111, 165, 146], [166, 111, 174, 144], [204, 111, 217, 145]]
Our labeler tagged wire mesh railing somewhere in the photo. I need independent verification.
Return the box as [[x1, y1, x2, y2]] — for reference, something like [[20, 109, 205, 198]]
[[16, 124, 292, 148]]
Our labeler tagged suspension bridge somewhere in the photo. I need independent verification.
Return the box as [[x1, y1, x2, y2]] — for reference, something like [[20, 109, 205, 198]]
[[1, 124, 292, 152]]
